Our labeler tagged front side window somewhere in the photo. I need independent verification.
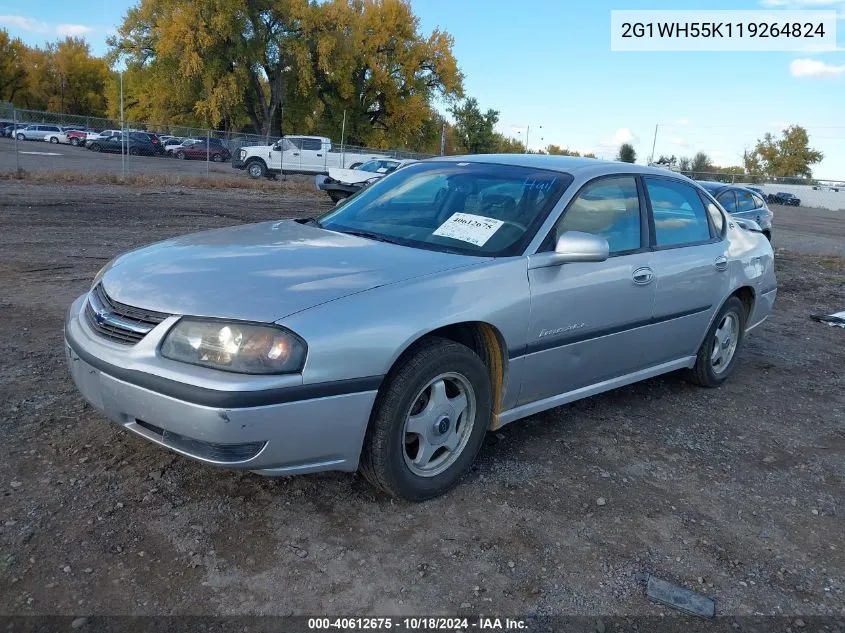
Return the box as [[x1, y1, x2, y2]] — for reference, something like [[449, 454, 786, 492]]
[[645, 178, 713, 247], [547, 176, 641, 255], [319, 162, 572, 257], [736, 190, 756, 213]]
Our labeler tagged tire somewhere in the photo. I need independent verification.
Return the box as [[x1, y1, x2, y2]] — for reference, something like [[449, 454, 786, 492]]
[[176, 151, 186, 160], [688, 296, 746, 388], [89, 143, 101, 152], [49, 136, 59, 144], [16, 133, 24, 141], [128, 146, 140, 156], [246, 160, 266, 179], [70, 138, 79, 146], [211, 153, 223, 162], [327, 191, 345, 203], [359, 337, 492, 501]]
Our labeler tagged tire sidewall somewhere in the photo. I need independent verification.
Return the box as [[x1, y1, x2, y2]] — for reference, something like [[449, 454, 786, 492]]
[[248, 161, 264, 178], [701, 297, 746, 385], [377, 345, 491, 500]]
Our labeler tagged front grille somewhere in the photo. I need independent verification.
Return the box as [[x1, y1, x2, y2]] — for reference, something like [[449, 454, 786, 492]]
[[134, 419, 266, 463], [84, 284, 170, 345]]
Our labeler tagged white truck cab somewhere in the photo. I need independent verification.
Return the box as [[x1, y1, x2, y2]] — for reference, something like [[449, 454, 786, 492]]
[[233, 135, 388, 178]]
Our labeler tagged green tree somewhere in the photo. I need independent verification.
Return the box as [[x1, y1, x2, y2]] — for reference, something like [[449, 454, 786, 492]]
[[617, 143, 636, 163], [0, 29, 28, 103], [745, 125, 823, 178], [690, 151, 713, 176], [450, 97, 499, 153]]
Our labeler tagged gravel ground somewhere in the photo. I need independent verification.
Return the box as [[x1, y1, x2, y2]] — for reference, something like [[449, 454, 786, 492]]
[[0, 181, 843, 617]]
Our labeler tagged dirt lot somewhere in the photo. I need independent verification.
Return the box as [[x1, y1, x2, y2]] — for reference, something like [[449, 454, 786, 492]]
[[0, 181, 843, 618]]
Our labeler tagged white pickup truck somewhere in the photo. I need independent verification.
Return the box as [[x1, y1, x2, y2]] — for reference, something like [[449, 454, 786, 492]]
[[232, 135, 388, 179]]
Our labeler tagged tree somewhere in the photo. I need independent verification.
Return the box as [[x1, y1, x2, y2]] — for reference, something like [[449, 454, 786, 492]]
[[678, 156, 692, 172], [690, 151, 713, 177], [617, 143, 636, 163], [109, 0, 463, 142], [450, 97, 499, 153], [745, 125, 823, 178], [0, 29, 28, 103], [656, 154, 677, 166]]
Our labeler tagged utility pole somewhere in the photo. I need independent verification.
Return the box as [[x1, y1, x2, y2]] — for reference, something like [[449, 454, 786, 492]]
[[525, 125, 530, 154], [649, 124, 658, 165], [440, 123, 446, 156]]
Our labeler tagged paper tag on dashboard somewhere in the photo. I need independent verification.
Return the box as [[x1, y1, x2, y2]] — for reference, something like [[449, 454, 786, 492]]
[[432, 213, 504, 247]]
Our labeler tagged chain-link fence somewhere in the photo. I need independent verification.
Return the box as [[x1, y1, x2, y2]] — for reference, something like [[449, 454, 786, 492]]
[[0, 102, 434, 184]]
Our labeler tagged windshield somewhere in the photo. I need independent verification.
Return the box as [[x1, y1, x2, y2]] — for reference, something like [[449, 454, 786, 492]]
[[358, 160, 398, 173], [319, 161, 572, 256]]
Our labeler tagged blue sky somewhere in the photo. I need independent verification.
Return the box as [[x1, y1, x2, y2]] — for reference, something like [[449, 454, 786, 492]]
[[2, 0, 844, 176]]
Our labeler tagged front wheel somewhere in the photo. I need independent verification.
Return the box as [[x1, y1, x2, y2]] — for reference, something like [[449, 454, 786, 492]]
[[89, 143, 101, 152], [129, 146, 140, 156], [211, 153, 223, 162], [50, 137, 59, 144], [16, 133, 24, 141], [359, 337, 491, 501], [247, 161, 266, 179], [70, 138, 80, 146], [688, 296, 746, 388]]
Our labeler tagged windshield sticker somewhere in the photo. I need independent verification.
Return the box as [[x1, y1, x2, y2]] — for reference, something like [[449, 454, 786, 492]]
[[432, 213, 504, 247]]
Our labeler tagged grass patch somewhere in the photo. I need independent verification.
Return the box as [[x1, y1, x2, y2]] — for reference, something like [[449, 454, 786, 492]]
[[0, 168, 321, 197]]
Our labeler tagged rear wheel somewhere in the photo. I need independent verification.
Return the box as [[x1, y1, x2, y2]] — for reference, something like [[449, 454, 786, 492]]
[[359, 337, 491, 501], [688, 296, 746, 388], [49, 136, 59, 144], [16, 133, 24, 141], [176, 151, 186, 160], [129, 146, 140, 156], [211, 153, 223, 162], [89, 143, 101, 152], [70, 137, 80, 146]]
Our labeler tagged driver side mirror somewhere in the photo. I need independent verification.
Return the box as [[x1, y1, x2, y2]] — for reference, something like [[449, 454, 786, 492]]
[[529, 231, 610, 269]]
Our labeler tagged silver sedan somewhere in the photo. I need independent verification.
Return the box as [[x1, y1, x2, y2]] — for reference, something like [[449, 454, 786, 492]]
[[65, 156, 777, 500]]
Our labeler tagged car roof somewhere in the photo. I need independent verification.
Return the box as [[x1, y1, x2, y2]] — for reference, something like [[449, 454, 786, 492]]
[[429, 154, 702, 182]]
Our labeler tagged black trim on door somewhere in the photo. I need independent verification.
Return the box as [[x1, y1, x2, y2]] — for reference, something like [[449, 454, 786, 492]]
[[509, 304, 712, 360]]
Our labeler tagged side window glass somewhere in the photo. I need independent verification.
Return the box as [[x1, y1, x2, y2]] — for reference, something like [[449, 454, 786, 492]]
[[716, 190, 737, 213], [703, 196, 725, 236], [751, 193, 766, 208], [736, 191, 756, 213], [645, 178, 712, 247], [552, 176, 641, 255]]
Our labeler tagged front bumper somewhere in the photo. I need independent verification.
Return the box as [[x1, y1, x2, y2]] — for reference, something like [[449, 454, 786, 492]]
[[64, 294, 377, 475]]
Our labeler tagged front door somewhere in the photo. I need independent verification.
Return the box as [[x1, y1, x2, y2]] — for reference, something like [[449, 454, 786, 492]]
[[520, 175, 656, 405]]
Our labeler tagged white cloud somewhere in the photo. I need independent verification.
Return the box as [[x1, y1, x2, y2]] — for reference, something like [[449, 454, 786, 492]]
[[611, 128, 638, 145], [668, 136, 690, 148], [56, 23, 94, 37], [790, 58, 845, 76], [675, 118, 690, 126], [0, 15, 49, 33]]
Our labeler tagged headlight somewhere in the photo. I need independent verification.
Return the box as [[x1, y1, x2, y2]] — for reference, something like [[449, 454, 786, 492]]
[[161, 319, 307, 374]]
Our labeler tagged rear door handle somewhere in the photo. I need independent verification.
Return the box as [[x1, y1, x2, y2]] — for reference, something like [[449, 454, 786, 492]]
[[714, 256, 728, 271], [632, 267, 654, 285], [316, 153, 323, 157], [293, 152, 299, 156]]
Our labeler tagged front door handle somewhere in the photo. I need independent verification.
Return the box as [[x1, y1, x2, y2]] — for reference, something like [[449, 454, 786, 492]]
[[293, 152, 300, 156], [316, 153, 323, 157], [632, 267, 654, 285], [714, 256, 728, 271]]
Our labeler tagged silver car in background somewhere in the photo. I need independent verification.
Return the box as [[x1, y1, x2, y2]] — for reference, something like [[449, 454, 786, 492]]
[[65, 156, 777, 501]]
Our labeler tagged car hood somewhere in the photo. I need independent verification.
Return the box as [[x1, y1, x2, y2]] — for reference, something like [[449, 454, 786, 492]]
[[328, 167, 385, 185], [100, 220, 481, 322]]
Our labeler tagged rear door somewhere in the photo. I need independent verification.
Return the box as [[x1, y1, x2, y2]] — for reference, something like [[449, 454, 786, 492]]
[[297, 137, 326, 172], [643, 177, 730, 364], [520, 175, 656, 405]]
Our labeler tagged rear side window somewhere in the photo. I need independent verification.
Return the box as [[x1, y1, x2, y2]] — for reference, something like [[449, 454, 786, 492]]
[[551, 176, 642, 255], [301, 138, 323, 150], [716, 190, 737, 213], [736, 190, 756, 213], [644, 178, 713, 247], [750, 193, 766, 209]]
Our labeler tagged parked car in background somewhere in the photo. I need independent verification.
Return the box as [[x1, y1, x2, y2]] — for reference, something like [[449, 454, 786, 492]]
[[4, 123, 31, 138], [65, 130, 88, 146], [87, 132, 162, 156], [86, 130, 120, 143], [233, 135, 388, 178], [745, 186, 765, 197], [15, 124, 63, 141], [171, 139, 231, 162], [166, 138, 202, 156], [44, 128, 86, 144], [698, 182, 774, 241], [130, 131, 165, 155], [316, 158, 415, 202], [65, 156, 776, 500], [767, 191, 801, 206]]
